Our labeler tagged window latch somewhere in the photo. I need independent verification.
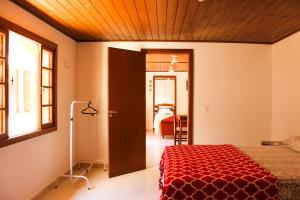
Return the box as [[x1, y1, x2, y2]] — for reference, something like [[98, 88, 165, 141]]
[[11, 76, 14, 85]]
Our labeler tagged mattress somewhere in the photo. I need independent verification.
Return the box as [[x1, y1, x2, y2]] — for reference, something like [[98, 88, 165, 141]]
[[240, 146, 300, 199]]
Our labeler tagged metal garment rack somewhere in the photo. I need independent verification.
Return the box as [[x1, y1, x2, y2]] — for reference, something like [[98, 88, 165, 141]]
[[55, 100, 106, 190]]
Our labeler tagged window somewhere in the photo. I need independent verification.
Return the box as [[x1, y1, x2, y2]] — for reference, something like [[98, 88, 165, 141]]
[[41, 47, 55, 128], [0, 28, 8, 141], [9, 32, 39, 137], [0, 18, 57, 147]]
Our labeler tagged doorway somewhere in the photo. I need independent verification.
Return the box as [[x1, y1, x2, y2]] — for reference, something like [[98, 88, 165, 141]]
[[143, 49, 193, 168], [108, 48, 193, 176], [153, 75, 177, 129]]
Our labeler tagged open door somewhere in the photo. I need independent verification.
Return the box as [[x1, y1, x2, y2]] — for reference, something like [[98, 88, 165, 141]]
[[108, 47, 146, 177]]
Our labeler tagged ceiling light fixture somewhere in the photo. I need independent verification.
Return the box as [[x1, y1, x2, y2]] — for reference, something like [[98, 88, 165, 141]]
[[171, 55, 178, 65], [169, 55, 177, 72]]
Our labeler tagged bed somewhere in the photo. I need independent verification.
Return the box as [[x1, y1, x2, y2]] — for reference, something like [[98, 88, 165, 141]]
[[153, 104, 177, 138], [159, 137, 300, 200]]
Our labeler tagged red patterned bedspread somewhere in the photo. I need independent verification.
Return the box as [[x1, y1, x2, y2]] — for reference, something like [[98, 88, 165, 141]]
[[159, 145, 278, 200]]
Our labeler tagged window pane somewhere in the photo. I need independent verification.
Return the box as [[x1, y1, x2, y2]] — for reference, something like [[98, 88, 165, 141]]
[[16, 70, 31, 112], [8, 31, 39, 137], [0, 85, 5, 109], [0, 32, 5, 57], [42, 106, 52, 124], [42, 68, 52, 86], [42, 87, 52, 105], [0, 110, 5, 134], [0, 59, 5, 83], [42, 50, 52, 69]]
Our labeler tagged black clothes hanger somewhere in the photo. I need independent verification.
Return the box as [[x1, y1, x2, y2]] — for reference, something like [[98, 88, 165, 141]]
[[81, 101, 99, 116]]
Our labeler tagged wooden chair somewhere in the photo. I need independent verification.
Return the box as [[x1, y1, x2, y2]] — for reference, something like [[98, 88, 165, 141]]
[[174, 115, 188, 145]]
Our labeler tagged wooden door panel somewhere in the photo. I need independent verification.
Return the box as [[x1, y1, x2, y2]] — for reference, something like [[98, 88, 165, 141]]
[[108, 47, 145, 177]]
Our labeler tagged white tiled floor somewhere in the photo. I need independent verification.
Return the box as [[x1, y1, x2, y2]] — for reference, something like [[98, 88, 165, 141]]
[[38, 132, 173, 200], [146, 131, 173, 168], [40, 167, 160, 200]]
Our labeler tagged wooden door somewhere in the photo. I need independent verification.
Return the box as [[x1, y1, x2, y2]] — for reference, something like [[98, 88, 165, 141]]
[[108, 47, 146, 177]]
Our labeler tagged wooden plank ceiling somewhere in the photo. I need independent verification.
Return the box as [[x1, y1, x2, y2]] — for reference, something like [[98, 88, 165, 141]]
[[11, 0, 300, 44], [146, 53, 189, 72]]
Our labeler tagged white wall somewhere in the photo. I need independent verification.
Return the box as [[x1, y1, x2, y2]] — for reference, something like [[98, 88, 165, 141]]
[[76, 42, 272, 163], [0, 1, 76, 199], [146, 72, 188, 130], [271, 32, 300, 140], [75, 43, 106, 163]]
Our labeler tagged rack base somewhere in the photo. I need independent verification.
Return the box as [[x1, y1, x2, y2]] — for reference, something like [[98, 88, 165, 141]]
[[54, 162, 95, 190]]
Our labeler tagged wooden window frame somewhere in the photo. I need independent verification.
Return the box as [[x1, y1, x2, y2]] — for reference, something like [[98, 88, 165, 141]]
[[0, 17, 57, 148], [41, 46, 56, 129], [0, 27, 8, 141]]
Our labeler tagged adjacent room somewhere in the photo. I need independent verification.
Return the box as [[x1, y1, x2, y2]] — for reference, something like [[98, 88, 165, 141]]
[[145, 50, 191, 167], [0, 0, 300, 200]]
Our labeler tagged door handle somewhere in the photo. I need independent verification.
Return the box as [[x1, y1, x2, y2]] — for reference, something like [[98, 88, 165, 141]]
[[109, 110, 118, 118]]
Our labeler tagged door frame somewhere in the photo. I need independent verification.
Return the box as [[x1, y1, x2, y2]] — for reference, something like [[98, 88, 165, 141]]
[[153, 75, 177, 123], [142, 49, 194, 144]]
